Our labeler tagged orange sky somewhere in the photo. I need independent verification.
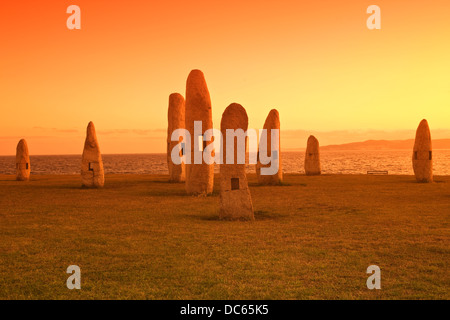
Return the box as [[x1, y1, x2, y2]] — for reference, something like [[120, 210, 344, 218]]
[[1, 0, 449, 155]]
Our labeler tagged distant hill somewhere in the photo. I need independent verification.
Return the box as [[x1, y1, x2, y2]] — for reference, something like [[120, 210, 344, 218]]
[[320, 139, 450, 151]]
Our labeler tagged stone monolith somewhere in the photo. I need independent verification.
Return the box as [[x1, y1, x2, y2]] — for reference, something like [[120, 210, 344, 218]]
[[16, 139, 30, 181], [167, 93, 186, 182], [219, 103, 254, 220], [412, 119, 433, 183], [305, 135, 321, 176], [81, 122, 105, 188], [256, 109, 282, 184], [185, 69, 214, 195]]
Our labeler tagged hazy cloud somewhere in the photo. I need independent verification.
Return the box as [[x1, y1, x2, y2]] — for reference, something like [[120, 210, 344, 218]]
[[32, 127, 79, 133], [97, 128, 166, 136]]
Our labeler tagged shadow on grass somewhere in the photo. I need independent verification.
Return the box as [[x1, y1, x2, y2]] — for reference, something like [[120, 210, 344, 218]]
[[293, 183, 307, 187], [189, 210, 285, 221], [406, 180, 446, 184], [193, 215, 221, 221], [296, 204, 364, 216], [135, 189, 221, 197], [248, 181, 295, 187], [150, 180, 182, 184], [254, 210, 288, 220], [136, 190, 189, 197], [4, 183, 82, 190], [36, 184, 111, 190]]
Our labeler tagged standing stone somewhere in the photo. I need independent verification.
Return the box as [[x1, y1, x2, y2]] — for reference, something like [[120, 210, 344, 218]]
[[412, 119, 433, 183], [16, 139, 30, 181], [256, 109, 282, 184], [219, 103, 254, 220], [167, 93, 186, 182], [305, 135, 321, 176], [185, 69, 214, 195], [81, 122, 105, 188]]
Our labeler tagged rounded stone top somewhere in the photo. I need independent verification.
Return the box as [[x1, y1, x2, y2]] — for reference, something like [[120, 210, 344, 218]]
[[417, 119, 429, 131], [168, 93, 185, 114], [185, 69, 211, 111], [85, 121, 98, 149], [16, 139, 28, 153], [86, 121, 95, 133], [189, 69, 204, 77], [186, 70, 208, 91], [263, 109, 280, 129], [414, 119, 431, 151], [268, 109, 279, 118], [169, 92, 184, 103], [221, 103, 248, 131], [307, 135, 319, 149]]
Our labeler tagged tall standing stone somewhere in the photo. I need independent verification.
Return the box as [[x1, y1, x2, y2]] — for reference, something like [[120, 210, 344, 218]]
[[412, 119, 433, 183], [16, 139, 30, 181], [167, 93, 186, 182], [305, 135, 321, 176], [81, 122, 105, 188], [256, 109, 282, 185], [219, 103, 254, 220], [185, 69, 214, 195]]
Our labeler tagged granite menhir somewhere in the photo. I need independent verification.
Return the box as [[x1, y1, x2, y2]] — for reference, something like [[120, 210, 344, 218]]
[[305, 135, 321, 176], [185, 70, 214, 195], [256, 109, 282, 185], [412, 119, 433, 183], [219, 103, 254, 220], [167, 93, 186, 182], [16, 139, 30, 181], [81, 122, 105, 188]]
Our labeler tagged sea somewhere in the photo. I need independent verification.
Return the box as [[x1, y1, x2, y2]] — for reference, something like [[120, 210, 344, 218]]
[[1, 150, 450, 175]]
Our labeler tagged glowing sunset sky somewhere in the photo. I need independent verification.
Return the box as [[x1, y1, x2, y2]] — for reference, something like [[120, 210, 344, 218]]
[[0, 0, 449, 155]]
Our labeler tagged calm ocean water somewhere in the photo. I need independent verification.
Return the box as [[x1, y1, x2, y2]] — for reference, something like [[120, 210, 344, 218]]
[[1, 150, 450, 175]]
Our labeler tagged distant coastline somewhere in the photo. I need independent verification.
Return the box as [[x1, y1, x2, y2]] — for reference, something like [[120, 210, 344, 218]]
[[286, 139, 450, 152], [2, 139, 450, 156], [2, 150, 450, 176]]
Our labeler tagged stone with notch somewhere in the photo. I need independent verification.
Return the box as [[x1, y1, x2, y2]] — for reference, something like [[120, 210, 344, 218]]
[[412, 119, 433, 183], [305, 135, 321, 176], [81, 121, 105, 188], [219, 103, 254, 220], [16, 139, 30, 181]]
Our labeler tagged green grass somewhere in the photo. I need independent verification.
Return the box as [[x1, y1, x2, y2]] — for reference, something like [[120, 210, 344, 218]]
[[0, 173, 449, 300]]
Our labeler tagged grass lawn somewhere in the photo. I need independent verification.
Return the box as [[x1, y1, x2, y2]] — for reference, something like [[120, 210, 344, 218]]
[[0, 173, 449, 299]]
